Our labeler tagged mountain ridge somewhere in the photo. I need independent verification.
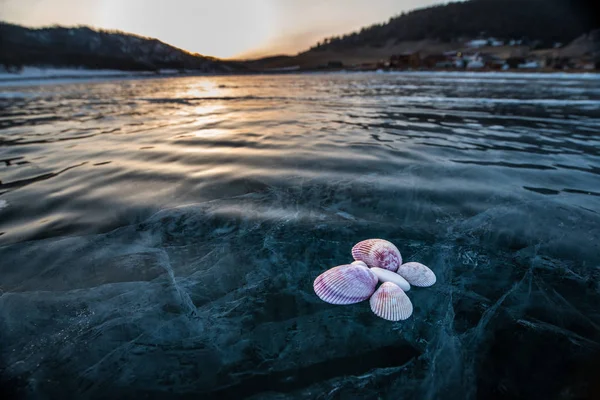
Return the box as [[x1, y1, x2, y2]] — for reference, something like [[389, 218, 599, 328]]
[[0, 21, 239, 73], [247, 0, 599, 70], [308, 0, 596, 53]]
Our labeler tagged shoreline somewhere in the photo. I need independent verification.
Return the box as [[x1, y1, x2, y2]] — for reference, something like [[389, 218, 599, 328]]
[[1, 67, 598, 88]]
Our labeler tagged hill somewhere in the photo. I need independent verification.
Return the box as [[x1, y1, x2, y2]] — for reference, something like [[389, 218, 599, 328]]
[[248, 0, 598, 70], [310, 0, 596, 52], [0, 22, 238, 73]]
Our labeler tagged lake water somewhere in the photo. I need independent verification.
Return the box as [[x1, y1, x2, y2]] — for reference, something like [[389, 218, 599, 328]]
[[1, 72, 600, 399]]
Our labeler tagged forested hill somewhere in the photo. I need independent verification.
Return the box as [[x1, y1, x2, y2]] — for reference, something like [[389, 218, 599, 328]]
[[310, 0, 598, 51], [0, 22, 238, 72]]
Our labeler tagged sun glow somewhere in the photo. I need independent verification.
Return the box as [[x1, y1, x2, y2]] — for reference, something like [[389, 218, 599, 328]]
[[95, 0, 277, 59], [2, 0, 451, 59]]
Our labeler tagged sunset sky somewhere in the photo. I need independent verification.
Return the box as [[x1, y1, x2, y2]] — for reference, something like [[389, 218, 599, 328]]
[[1, 0, 448, 59]]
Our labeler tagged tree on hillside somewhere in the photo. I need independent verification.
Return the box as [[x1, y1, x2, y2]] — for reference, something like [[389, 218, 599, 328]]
[[311, 0, 597, 51]]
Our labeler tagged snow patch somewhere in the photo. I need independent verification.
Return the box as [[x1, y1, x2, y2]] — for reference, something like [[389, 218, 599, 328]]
[[467, 39, 488, 48], [518, 61, 540, 69]]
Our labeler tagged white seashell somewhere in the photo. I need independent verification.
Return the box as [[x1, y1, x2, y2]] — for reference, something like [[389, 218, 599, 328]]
[[313, 263, 378, 305], [351, 239, 402, 272], [369, 282, 413, 321], [397, 262, 436, 287], [370, 267, 411, 292], [351, 260, 368, 268]]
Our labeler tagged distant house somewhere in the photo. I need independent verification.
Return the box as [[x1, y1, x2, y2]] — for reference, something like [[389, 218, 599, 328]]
[[574, 56, 597, 70], [581, 62, 596, 70], [455, 52, 481, 68], [466, 54, 485, 69], [543, 56, 566, 69], [518, 61, 540, 69], [480, 53, 505, 69], [390, 52, 420, 69], [453, 51, 485, 69]]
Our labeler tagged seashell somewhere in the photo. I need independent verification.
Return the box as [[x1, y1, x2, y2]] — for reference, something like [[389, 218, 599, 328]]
[[397, 262, 436, 287], [313, 264, 378, 305], [370, 267, 411, 292], [351, 239, 402, 272], [370, 282, 413, 321], [351, 260, 368, 268]]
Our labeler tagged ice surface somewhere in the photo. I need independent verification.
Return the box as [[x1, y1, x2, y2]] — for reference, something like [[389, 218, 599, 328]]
[[0, 67, 156, 88], [0, 67, 139, 80], [1, 72, 599, 398], [1, 192, 599, 399]]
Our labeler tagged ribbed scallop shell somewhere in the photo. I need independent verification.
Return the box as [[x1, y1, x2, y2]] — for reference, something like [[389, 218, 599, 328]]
[[313, 264, 378, 305], [370, 267, 411, 292], [351, 239, 402, 272], [351, 260, 368, 268], [370, 282, 413, 321], [397, 262, 436, 287]]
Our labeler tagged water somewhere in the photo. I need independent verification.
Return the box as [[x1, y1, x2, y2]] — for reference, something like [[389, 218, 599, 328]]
[[1, 72, 599, 399]]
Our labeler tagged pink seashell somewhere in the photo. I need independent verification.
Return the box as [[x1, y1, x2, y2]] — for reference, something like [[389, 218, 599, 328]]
[[313, 263, 378, 305], [351, 260, 368, 268], [351, 239, 402, 272], [397, 262, 436, 287], [369, 282, 413, 321], [370, 267, 411, 292]]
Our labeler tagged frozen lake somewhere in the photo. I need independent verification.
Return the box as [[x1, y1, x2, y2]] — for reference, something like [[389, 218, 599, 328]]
[[1, 72, 600, 399]]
